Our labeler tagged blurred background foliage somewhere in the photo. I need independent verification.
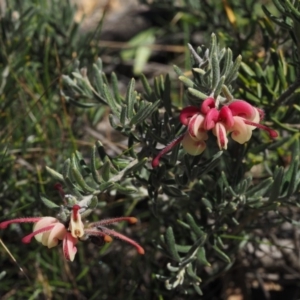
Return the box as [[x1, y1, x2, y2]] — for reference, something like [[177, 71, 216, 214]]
[[1, 0, 300, 299]]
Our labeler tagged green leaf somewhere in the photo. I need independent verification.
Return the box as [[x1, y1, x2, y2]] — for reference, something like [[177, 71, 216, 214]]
[[165, 227, 181, 262], [130, 99, 160, 125], [124, 157, 148, 174], [162, 185, 188, 198], [173, 65, 184, 76], [188, 87, 208, 100], [140, 73, 153, 99], [268, 167, 284, 202], [225, 55, 242, 84], [197, 247, 211, 266], [262, 5, 292, 30], [125, 78, 136, 119], [213, 76, 225, 98], [285, 0, 300, 21], [90, 145, 102, 184], [103, 84, 121, 117], [273, 0, 286, 14], [179, 75, 194, 88], [45, 166, 64, 181], [163, 74, 172, 115], [134, 46, 152, 75], [111, 72, 122, 104], [211, 53, 220, 89], [71, 167, 95, 193], [246, 177, 273, 197], [221, 49, 233, 77], [40, 194, 59, 208], [186, 213, 205, 236], [221, 84, 234, 101], [99, 181, 115, 192], [95, 140, 107, 161], [101, 160, 111, 182], [92, 62, 105, 96], [114, 183, 137, 195], [201, 198, 213, 213], [196, 151, 223, 176], [212, 244, 231, 263], [284, 138, 300, 197], [66, 98, 99, 108], [120, 105, 127, 125], [186, 264, 202, 282], [240, 62, 255, 77]]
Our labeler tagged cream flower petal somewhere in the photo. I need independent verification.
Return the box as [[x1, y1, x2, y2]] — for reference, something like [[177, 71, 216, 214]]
[[182, 132, 206, 156], [33, 217, 58, 243], [69, 209, 84, 238], [47, 223, 67, 248], [230, 116, 252, 144], [41, 231, 51, 246], [191, 114, 209, 140]]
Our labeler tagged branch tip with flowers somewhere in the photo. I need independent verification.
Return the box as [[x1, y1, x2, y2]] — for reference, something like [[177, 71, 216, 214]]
[[0, 200, 145, 261], [152, 97, 278, 167]]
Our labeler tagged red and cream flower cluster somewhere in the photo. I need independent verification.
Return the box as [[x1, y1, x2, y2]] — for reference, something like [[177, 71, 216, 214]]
[[0, 205, 144, 261], [152, 97, 278, 167]]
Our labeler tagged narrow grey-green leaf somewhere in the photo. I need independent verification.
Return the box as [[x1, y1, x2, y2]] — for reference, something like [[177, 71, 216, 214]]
[[246, 177, 273, 197], [163, 74, 172, 115], [100, 160, 111, 182], [124, 157, 148, 174], [179, 76, 194, 88], [173, 65, 183, 76], [71, 167, 95, 193], [140, 73, 152, 99], [114, 183, 137, 195], [165, 227, 181, 262], [197, 247, 211, 266], [66, 98, 99, 108], [111, 72, 122, 104], [268, 167, 284, 201], [211, 53, 220, 89], [212, 244, 231, 263], [201, 198, 213, 213], [103, 84, 121, 117], [120, 105, 127, 125], [46, 166, 64, 181], [188, 88, 208, 100], [213, 76, 225, 98], [125, 78, 136, 119], [93, 63, 105, 95], [186, 213, 205, 236], [130, 99, 160, 125], [91, 145, 102, 184], [40, 194, 60, 208], [221, 49, 232, 77], [240, 62, 255, 77], [225, 55, 242, 84], [99, 181, 114, 192], [62, 158, 71, 180]]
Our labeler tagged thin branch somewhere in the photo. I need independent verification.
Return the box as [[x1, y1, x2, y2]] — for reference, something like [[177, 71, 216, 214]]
[[273, 78, 300, 110]]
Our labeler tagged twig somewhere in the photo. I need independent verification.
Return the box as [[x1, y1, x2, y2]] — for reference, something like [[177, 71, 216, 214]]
[[273, 78, 300, 110]]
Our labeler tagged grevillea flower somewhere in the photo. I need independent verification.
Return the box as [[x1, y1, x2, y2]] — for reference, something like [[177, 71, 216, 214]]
[[0, 205, 144, 261], [152, 97, 278, 167]]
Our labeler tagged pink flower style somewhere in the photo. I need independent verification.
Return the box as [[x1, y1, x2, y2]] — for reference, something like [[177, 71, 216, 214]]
[[0, 205, 144, 261], [152, 97, 278, 167]]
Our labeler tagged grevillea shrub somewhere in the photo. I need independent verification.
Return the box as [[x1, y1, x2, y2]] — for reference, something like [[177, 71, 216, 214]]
[[1, 0, 300, 299]]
